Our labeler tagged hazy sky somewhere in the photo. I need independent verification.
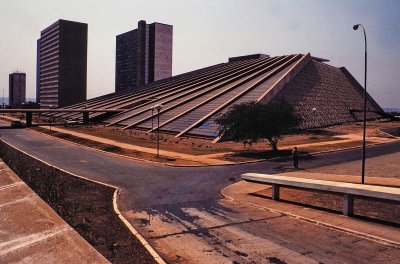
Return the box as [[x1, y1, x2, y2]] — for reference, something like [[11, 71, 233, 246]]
[[0, 0, 399, 107]]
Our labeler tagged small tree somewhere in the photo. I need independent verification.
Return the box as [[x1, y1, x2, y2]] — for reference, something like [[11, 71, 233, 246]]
[[216, 101, 300, 151]]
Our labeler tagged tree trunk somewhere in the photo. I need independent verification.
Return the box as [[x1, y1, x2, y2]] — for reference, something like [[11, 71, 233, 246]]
[[268, 138, 279, 152]]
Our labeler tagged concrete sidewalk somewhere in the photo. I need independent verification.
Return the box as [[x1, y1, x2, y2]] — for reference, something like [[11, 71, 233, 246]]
[[222, 174, 400, 247], [0, 160, 109, 263]]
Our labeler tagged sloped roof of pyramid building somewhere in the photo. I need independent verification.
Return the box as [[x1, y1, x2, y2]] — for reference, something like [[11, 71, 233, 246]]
[[55, 53, 383, 140]]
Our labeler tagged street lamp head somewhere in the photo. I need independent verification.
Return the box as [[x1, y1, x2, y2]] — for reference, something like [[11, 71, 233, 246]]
[[353, 24, 360, 30], [155, 104, 163, 111]]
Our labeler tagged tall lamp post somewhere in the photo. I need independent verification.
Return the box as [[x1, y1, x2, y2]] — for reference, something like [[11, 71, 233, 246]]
[[151, 97, 160, 138], [151, 107, 154, 132], [353, 23, 367, 184], [155, 104, 163, 157]]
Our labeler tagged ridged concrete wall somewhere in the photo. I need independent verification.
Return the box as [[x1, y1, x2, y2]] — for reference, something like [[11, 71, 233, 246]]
[[271, 60, 382, 129]]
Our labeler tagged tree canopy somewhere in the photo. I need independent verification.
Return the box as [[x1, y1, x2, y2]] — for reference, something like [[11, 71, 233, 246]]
[[215, 101, 300, 151]]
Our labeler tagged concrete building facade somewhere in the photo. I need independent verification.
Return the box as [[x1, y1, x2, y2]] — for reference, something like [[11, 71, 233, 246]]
[[56, 53, 383, 140], [115, 20, 173, 92], [9, 72, 26, 105], [37, 19, 87, 108]]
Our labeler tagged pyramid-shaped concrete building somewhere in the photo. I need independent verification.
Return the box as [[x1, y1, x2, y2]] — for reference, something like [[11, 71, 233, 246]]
[[55, 53, 383, 141]]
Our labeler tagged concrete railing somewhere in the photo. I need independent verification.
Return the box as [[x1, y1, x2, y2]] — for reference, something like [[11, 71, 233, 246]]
[[241, 173, 400, 216]]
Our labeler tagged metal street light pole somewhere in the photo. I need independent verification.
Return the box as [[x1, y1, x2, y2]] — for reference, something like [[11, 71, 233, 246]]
[[151, 107, 154, 132], [155, 104, 163, 157], [353, 23, 367, 184]]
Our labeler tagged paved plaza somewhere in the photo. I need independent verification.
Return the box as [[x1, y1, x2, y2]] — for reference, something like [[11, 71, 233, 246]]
[[0, 122, 399, 263]]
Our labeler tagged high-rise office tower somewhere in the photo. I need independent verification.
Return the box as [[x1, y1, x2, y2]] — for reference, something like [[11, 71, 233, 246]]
[[115, 20, 173, 92], [9, 72, 26, 105], [37, 19, 87, 108]]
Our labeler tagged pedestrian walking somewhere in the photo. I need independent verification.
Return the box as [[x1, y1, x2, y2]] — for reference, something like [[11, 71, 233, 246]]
[[292, 147, 299, 169]]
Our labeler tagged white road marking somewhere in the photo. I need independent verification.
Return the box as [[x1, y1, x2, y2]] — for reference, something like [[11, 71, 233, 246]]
[[0, 182, 24, 191], [0, 225, 71, 256]]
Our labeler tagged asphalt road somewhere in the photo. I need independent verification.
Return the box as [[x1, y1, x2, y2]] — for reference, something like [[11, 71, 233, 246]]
[[1, 125, 399, 263]]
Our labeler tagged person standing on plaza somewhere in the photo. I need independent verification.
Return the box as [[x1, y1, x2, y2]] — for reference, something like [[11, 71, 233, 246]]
[[292, 147, 299, 169]]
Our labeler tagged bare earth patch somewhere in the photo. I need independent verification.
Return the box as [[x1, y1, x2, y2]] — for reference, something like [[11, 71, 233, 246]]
[[32, 127, 203, 166]]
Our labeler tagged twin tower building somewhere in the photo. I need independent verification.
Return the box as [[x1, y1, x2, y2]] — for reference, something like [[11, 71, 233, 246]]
[[36, 19, 173, 108]]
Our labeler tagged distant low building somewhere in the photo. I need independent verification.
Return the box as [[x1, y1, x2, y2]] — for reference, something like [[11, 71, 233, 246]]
[[36, 19, 88, 108], [9, 72, 26, 106], [228, 54, 270, 62], [115, 20, 173, 92]]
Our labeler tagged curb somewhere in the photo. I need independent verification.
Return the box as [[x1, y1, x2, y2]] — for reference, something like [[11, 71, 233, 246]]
[[220, 184, 400, 249], [0, 139, 166, 264], [112, 189, 166, 264]]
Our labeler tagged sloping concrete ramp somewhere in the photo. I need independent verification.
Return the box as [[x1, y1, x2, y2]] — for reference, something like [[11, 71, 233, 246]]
[[0, 160, 109, 263]]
